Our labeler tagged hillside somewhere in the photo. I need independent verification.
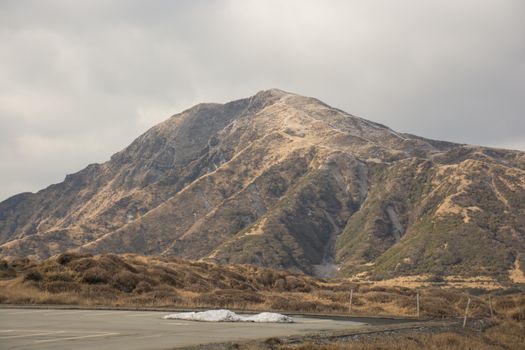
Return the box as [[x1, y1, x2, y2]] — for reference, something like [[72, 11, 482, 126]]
[[1, 253, 522, 319], [0, 89, 524, 280]]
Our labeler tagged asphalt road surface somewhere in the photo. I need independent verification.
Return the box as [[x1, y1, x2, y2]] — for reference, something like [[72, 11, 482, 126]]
[[0, 308, 367, 350]]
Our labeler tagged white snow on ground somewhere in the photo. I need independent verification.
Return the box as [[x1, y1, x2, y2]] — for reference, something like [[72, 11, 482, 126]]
[[243, 312, 294, 323], [163, 309, 294, 323]]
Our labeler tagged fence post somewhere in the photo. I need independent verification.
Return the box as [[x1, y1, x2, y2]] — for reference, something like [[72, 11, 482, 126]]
[[349, 289, 354, 313], [416, 292, 420, 318], [463, 297, 471, 328]]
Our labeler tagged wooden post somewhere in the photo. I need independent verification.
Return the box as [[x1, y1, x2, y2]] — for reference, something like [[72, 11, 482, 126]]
[[349, 289, 354, 313], [463, 297, 471, 328], [489, 295, 494, 319], [416, 292, 420, 318]]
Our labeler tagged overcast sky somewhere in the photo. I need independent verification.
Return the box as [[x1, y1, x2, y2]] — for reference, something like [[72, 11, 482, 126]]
[[1, 0, 524, 201]]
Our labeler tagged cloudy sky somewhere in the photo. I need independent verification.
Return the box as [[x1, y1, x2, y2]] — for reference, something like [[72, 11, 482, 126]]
[[1, 0, 524, 201]]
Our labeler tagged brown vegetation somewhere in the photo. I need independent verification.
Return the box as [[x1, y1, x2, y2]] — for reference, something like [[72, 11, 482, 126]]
[[1, 253, 523, 321], [258, 321, 524, 350], [241, 294, 525, 350], [1, 253, 524, 349]]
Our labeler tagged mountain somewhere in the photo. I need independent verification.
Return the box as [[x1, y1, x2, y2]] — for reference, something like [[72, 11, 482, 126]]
[[1, 89, 524, 280]]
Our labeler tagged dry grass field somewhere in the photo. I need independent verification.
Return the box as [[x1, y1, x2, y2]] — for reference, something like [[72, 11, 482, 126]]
[[1, 253, 524, 349], [250, 320, 524, 350]]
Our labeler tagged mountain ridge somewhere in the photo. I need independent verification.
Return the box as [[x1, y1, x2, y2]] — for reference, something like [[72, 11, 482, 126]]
[[1, 89, 524, 280]]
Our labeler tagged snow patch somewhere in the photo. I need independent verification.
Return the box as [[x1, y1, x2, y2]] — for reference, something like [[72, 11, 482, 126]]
[[244, 312, 294, 323], [163, 309, 294, 323]]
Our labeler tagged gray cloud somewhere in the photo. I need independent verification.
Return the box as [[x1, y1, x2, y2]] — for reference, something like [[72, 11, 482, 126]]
[[1, 0, 524, 200]]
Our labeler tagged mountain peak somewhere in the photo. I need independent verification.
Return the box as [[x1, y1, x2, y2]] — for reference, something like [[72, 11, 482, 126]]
[[254, 88, 293, 97], [1, 91, 524, 280]]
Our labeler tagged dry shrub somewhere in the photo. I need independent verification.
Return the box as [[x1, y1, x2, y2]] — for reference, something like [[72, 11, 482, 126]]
[[152, 266, 183, 285], [81, 267, 111, 284], [194, 289, 264, 307], [56, 252, 90, 265], [268, 296, 289, 310], [360, 285, 387, 293], [315, 290, 351, 303], [188, 261, 211, 270], [392, 286, 417, 297], [222, 269, 247, 283], [216, 289, 265, 303], [493, 294, 524, 311], [330, 282, 359, 292], [111, 271, 139, 292], [80, 284, 118, 301], [227, 280, 256, 291], [425, 288, 464, 303], [126, 256, 147, 266], [183, 271, 206, 286], [273, 278, 287, 291], [188, 283, 210, 293], [23, 270, 42, 282], [269, 296, 325, 312], [350, 296, 364, 307], [0, 260, 16, 278], [209, 270, 225, 282], [0, 260, 8, 269], [415, 296, 457, 318], [98, 254, 138, 274], [510, 308, 525, 322], [158, 271, 183, 288], [37, 261, 62, 274], [493, 294, 525, 321], [426, 274, 446, 283], [484, 320, 525, 349], [47, 272, 74, 282], [256, 270, 275, 287], [6, 258, 30, 269], [134, 281, 153, 294], [283, 276, 312, 292], [149, 288, 180, 304], [366, 305, 386, 314], [365, 291, 395, 304], [69, 258, 98, 273], [43, 281, 81, 294], [149, 286, 177, 297]]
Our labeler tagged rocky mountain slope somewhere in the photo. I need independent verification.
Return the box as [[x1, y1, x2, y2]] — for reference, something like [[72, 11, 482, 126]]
[[1, 89, 524, 279]]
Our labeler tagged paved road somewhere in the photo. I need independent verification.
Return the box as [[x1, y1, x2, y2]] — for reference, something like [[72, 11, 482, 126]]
[[0, 308, 366, 350]]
